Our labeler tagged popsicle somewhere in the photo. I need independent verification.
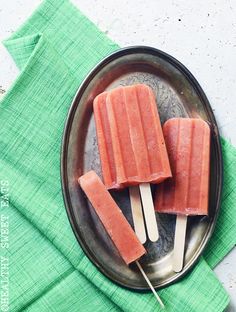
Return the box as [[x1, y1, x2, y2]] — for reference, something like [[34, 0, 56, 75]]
[[93, 84, 172, 243], [155, 118, 210, 272], [94, 85, 171, 188], [78, 171, 164, 308]]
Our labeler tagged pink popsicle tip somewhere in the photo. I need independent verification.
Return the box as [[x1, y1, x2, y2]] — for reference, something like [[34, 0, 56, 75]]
[[78, 170, 96, 185], [123, 84, 156, 96], [163, 117, 210, 131], [109, 84, 154, 93], [133, 83, 153, 91], [93, 92, 109, 109]]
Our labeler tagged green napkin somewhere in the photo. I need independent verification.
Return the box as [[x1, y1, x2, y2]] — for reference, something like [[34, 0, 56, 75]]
[[1, 0, 235, 311]]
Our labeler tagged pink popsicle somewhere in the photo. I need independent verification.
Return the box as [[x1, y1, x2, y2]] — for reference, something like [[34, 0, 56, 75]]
[[93, 84, 172, 189], [155, 118, 210, 216], [78, 170, 146, 264], [78, 170, 164, 307], [155, 117, 210, 272]]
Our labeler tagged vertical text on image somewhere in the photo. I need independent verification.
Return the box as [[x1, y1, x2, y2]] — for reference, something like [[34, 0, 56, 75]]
[[0, 180, 10, 312]]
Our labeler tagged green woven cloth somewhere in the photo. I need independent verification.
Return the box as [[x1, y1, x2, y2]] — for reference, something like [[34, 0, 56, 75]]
[[1, 0, 235, 311]]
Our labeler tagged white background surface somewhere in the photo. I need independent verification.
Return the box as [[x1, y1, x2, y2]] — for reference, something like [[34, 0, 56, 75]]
[[0, 0, 235, 310]]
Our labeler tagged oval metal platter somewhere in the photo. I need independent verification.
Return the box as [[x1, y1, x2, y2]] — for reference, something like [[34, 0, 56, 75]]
[[61, 46, 223, 290]]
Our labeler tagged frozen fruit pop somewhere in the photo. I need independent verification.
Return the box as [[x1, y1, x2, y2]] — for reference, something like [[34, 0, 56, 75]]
[[79, 170, 146, 264], [93, 84, 171, 189], [155, 118, 210, 272], [155, 118, 210, 215], [78, 171, 164, 308], [93, 84, 172, 243]]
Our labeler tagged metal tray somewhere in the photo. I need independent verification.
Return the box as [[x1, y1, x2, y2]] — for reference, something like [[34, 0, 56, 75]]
[[61, 46, 223, 290]]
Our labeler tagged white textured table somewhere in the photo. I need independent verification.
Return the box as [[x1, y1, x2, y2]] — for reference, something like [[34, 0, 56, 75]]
[[0, 0, 235, 310]]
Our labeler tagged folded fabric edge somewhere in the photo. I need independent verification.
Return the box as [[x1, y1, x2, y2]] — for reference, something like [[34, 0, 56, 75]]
[[3, 33, 42, 70], [19, 268, 75, 311], [22, 269, 123, 312], [0, 33, 44, 107]]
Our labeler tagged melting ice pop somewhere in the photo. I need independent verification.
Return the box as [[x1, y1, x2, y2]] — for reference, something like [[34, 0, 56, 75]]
[[78, 171, 164, 308], [155, 118, 210, 272], [93, 84, 172, 243]]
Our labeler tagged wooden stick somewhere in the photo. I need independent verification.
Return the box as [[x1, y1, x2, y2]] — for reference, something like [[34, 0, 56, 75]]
[[139, 183, 159, 242], [136, 261, 165, 309], [129, 186, 147, 244], [173, 215, 188, 272]]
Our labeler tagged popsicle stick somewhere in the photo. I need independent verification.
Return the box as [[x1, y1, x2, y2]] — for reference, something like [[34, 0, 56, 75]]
[[136, 261, 165, 309], [129, 186, 147, 244], [173, 215, 188, 272], [139, 183, 159, 242]]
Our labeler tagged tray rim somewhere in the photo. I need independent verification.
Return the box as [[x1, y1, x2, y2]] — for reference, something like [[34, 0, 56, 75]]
[[60, 46, 223, 290]]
